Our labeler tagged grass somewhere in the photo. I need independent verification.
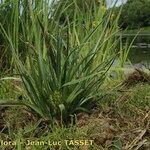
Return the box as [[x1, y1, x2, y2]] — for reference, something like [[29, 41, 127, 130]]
[[0, 76, 150, 150], [0, 80, 19, 100]]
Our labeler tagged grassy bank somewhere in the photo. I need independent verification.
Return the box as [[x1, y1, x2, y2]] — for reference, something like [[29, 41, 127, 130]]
[[122, 26, 150, 34], [0, 73, 150, 150]]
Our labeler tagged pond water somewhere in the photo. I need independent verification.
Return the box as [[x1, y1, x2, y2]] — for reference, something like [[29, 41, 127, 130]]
[[125, 35, 150, 69]]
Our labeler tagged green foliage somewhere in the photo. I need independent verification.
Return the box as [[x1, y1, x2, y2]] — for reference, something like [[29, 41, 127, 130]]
[[0, 0, 121, 125], [115, 0, 150, 29]]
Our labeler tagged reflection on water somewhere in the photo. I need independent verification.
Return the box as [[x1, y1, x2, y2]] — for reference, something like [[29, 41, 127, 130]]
[[128, 48, 150, 68], [126, 35, 150, 68]]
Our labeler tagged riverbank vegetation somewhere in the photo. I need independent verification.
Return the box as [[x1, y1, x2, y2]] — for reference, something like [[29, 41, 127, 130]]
[[122, 26, 150, 35], [0, 74, 150, 149], [0, 0, 150, 150]]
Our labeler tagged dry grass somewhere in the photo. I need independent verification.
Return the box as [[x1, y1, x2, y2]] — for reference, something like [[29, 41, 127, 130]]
[[123, 69, 150, 87], [76, 108, 150, 149]]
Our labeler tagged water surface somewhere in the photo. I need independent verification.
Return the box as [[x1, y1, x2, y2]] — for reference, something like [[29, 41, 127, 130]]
[[125, 35, 150, 69]]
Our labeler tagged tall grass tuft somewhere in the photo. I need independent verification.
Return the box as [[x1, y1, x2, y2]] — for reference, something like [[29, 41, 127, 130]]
[[0, 0, 121, 125]]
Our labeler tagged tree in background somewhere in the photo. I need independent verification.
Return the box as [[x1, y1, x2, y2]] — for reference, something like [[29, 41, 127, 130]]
[[115, 0, 150, 29]]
